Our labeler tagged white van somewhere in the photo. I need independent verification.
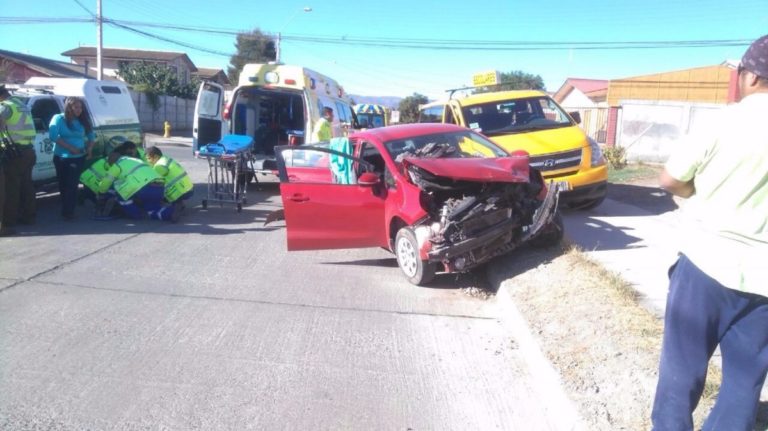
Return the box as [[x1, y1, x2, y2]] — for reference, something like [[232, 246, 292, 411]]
[[13, 78, 142, 185], [194, 63, 356, 168]]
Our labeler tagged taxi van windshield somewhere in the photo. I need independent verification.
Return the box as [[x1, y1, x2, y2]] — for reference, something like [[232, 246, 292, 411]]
[[461, 96, 573, 137]]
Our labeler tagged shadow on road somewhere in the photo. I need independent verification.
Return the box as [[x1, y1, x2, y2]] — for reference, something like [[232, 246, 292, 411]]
[[603, 183, 679, 216]]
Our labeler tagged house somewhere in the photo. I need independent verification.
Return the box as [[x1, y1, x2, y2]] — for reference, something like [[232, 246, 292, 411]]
[[61, 46, 197, 84], [553, 78, 609, 108], [0, 49, 97, 83], [193, 67, 231, 87]]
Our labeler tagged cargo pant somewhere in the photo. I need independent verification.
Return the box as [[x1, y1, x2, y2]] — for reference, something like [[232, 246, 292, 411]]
[[651, 254, 768, 431], [3, 145, 37, 225]]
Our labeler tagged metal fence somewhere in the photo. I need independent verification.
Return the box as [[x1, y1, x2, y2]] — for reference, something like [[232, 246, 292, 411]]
[[130, 91, 195, 133], [616, 100, 724, 163], [568, 107, 610, 143]]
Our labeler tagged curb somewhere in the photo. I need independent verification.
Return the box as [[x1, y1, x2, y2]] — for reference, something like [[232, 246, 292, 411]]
[[492, 280, 586, 430]]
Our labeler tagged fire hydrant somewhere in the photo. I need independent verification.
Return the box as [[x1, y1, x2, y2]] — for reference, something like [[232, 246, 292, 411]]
[[163, 121, 172, 138]]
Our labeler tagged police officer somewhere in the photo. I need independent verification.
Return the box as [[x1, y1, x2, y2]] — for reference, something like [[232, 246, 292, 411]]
[[0, 84, 37, 230], [145, 146, 193, 210]]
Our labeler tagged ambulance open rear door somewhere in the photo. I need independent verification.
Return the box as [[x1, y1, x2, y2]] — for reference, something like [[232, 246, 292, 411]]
[[193, 81, 226, 153]]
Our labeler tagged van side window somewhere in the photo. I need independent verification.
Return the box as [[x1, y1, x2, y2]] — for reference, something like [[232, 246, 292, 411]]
[[335, 101, 350, 124], [30, 98, 62, 132]]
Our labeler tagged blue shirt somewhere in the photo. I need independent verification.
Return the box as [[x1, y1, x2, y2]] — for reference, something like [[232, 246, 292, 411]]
[[49, 113, 96, 158]]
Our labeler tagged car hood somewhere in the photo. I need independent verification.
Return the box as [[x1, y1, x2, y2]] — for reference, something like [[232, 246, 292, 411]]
[[401, 156, 530, 183], [488, 126, 587, 155]]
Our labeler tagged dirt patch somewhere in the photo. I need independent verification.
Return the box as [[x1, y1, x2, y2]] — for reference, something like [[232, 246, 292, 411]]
[[476, 166, 729, 429]]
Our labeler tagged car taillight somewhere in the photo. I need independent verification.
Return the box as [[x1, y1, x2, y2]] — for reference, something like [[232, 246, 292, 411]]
[[223, 103, 232, 120], [289, 135, 299, 146]]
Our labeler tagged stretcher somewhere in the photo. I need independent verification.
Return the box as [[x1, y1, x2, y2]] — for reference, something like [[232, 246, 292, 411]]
[[196, 134, 255, 212]]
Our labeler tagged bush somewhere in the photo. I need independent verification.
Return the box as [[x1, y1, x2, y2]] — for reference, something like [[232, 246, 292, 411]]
[[603, 145, 627, 169]]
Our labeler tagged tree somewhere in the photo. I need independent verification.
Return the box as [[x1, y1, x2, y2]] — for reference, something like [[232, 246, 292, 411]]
[[398, 93, 429, 124], [474, 70, 545, 93], [117, 62, 199, 109], [228, 29, 276, 84]]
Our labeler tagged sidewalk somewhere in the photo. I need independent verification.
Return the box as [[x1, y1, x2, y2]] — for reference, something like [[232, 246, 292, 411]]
[[562, 198, 682, 318], [143, 131, 193, 148]]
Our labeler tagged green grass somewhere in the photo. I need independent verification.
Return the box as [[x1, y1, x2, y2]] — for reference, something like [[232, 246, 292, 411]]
[[607, 163, 662, 184]]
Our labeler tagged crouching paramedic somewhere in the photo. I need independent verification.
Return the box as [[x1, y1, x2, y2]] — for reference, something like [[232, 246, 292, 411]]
[[79, 156, 118, 218], [97, 150, 177, 221], [145, 146, 193, 208]]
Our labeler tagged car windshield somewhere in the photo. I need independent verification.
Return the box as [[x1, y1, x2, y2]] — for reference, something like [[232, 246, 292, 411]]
[[384, 130, 508, 161], [461, 96, 573, 136]]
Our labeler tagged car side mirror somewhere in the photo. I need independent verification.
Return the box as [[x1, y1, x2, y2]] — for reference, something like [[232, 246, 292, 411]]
[[358, 172, 380, 186], [569, 111, 581, 124]]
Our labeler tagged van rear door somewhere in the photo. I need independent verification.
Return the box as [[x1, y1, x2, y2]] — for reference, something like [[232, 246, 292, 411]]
[[193, 81, 225, 152]]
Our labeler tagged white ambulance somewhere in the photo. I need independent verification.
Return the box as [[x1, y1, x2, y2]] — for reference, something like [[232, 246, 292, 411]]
[[11, 78, 141, 185], [193, 63, 356, 168]]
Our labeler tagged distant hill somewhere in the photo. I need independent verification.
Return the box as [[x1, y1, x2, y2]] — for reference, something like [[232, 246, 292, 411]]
[[349, 95, 403, 109]]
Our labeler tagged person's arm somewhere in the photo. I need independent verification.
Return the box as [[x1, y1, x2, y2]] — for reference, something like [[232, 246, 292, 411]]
[[659, 169, 695, 198], [96, 164, 119, 194], [85, 130, 96, 159]]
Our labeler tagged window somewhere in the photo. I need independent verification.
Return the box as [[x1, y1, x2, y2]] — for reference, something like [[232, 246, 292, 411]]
[[100, 86, 122, 94], [30, 98, 62, 132], [419, 105, 444, 123]]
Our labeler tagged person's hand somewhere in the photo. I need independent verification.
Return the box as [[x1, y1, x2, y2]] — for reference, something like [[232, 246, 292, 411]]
[[70, 147, 82, 155]]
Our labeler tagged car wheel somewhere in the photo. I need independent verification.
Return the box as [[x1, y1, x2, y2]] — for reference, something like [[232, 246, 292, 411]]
[[567, 195, 605, 211], [531, 212, 564, 248], [395, 227, 436, 286]]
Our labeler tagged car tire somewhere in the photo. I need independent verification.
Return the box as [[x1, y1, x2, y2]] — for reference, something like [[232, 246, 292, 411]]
[[395, 227, 436, 286], [531, 212, 564, 248]]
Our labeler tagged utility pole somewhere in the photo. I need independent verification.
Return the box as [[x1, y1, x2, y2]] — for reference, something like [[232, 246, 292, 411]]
[[275, 7, 312, 64], [97, 0, 103, 80]]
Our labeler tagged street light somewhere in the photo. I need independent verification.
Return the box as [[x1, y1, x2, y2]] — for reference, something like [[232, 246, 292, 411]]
[[275, 6, 312, 64]]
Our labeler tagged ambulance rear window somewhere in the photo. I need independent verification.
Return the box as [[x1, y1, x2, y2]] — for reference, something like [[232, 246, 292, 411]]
[[101, 86, 122, 94]]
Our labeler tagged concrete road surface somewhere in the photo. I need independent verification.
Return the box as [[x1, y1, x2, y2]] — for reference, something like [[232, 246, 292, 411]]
[[0, 145, 581, 430]]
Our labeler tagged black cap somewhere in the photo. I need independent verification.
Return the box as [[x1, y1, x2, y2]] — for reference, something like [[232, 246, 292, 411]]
[[741, 34, 768, 79]]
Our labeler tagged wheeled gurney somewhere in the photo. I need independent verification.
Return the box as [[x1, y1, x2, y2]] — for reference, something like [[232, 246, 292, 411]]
[[196, 134, 255, 212]]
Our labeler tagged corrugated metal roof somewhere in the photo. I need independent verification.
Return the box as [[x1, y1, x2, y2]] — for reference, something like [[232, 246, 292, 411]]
[[61, 46, 197, 72]]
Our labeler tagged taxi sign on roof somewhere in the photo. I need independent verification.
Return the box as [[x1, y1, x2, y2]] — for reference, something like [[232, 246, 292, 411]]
[[472, 70, 501, 87]]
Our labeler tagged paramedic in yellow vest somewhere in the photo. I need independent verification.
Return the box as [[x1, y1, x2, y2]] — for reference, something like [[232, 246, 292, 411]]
[[145, 146, 193, 208], [311, 106, 334, 142], [79, 156, 118, 219], [118, 140, 147, 162], [97, 148, 178, 222], [0, 84, 37, 228]]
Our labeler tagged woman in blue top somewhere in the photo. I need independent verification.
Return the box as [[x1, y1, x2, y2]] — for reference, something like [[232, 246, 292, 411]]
[[49, 97, 96, 220]]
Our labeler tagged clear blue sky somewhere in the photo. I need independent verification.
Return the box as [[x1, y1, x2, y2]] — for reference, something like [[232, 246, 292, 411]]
[[2, 0, 766, 100]]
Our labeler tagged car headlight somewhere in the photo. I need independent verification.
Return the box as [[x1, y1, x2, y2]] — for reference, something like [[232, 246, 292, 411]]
[[588, 137, 606, 167]]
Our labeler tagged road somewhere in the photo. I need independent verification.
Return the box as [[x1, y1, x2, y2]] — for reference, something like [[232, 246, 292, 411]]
[[0, 145, 582, 430]]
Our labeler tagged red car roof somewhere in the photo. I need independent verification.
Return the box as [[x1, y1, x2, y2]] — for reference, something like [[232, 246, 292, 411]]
[[350, 123, 470, 142]]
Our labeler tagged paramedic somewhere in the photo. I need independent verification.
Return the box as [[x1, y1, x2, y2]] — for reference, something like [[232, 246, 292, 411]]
[[145, 146, 194, 209], [651, 34, 768, 430], [97, 149, 178, 222], [79, 156, 117, 219], [50, 97, 96, 220], [312, 106, 333, 142], [0, 84, 37, 227]]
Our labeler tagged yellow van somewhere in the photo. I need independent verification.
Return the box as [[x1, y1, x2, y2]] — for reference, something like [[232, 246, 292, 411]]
[[418, 90, 607, 209]]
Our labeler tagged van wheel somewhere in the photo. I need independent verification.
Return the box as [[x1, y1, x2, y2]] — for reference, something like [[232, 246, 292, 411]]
[[395, 227, 436, 286]]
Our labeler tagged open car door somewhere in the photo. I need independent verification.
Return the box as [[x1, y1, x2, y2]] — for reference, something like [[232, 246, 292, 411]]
[[274, 144, 388, 251], [193, 81, 225, 153]]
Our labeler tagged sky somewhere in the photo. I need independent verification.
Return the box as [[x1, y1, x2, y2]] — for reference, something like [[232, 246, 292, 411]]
[[2, 0, 767, 101]]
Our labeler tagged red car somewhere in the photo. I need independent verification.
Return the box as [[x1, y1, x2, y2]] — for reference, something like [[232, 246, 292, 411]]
[[273, 123, 564, 285]]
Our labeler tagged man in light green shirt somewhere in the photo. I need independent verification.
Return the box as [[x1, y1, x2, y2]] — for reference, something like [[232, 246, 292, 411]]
[[652, 34, 768, 430]]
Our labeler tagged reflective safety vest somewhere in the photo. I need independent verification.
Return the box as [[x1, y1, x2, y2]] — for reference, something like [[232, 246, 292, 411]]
[[153, 155, 193, 202], [98, 156, 161, 200], [79, 158, 109, 193], [1, 97, 35, 146]]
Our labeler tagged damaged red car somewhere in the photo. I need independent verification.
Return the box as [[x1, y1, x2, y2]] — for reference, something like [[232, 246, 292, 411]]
[[272, 123, 565, 285]]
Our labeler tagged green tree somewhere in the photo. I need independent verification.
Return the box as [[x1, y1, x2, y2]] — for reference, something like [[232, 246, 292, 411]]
[[228, 29, 276, 84], [474, 70, 545, 93], [117, 62, 199, 109], [397, 93, 429, 124]]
